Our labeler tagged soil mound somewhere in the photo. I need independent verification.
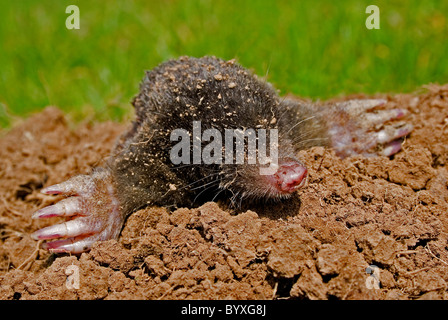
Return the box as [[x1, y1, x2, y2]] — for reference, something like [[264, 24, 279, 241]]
[[1, 84, 447, 300]]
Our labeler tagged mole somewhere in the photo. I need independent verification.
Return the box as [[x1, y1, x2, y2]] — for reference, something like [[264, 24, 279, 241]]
[[31, 56, 413, 253]]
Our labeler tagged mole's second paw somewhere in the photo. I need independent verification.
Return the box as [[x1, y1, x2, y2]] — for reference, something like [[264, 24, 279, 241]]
[[31, 169, 124, 254], [326, 99, 413, 158]]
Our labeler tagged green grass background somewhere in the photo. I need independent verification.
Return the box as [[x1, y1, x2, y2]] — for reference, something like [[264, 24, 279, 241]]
[[0, 0, 447, 128]]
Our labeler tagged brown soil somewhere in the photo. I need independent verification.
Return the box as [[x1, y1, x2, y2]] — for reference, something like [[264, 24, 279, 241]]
[[1, 84, 448, 300]]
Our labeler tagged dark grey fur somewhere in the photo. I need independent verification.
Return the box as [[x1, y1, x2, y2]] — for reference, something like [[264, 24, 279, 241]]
[[107, 56, 328, 215]]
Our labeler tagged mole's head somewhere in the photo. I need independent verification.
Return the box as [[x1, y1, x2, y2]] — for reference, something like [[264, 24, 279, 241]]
[[216, 138, 308, 204]]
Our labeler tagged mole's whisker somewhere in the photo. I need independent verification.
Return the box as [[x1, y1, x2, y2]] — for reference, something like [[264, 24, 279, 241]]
[[211, 187, 226, 202], [283, 115, 316, 136], [176, 172, 220, 192], [190, 177, 220, 191], [193, 182, 220, 203]]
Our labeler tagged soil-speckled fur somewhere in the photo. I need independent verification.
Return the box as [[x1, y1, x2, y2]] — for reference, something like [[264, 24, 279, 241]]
[[108, 56, 328, 215]]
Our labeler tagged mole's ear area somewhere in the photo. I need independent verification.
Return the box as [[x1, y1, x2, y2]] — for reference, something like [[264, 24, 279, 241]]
[[323, 99, 413, 159]]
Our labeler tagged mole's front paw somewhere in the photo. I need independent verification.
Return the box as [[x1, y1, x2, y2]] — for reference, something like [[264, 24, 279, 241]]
[[31, 169, 124, 253], [326, 99, 413, 158]]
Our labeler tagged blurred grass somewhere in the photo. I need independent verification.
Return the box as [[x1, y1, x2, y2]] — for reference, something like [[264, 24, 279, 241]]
[[0, 0, 447, 128]]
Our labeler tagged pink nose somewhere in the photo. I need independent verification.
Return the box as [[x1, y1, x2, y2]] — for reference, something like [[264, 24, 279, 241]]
[[267, 160, 308, 193]]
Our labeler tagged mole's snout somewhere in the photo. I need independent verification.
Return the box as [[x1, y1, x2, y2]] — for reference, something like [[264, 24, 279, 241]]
[[266, 160, 308, 194]]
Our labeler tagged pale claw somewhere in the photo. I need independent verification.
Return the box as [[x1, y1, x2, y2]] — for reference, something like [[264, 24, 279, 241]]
[[31, 216, 99, 240], [337, 99, 387, 114], [31, 197, 85, 219], [42, 235, 102, 254], [381, 140, 404, 157], [377, 123, 413, 144], [41, 175, 95, 196], [365, 109, 407, 127]]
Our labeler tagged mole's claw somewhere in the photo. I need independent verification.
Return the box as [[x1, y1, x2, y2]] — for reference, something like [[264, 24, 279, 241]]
[[31, 217, 98, 240], [381, 140, 404, 157], [41, 182, 78, 195], [377, 123, 413, 144], [41, 174, 94, 196], [366, 108, 407, 127], [336, 99, 387, 115], [42, 235, 100, 254], [40, 184, 63, 195], [375, 123, 413, 157], [32, 197, 84, 219]]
